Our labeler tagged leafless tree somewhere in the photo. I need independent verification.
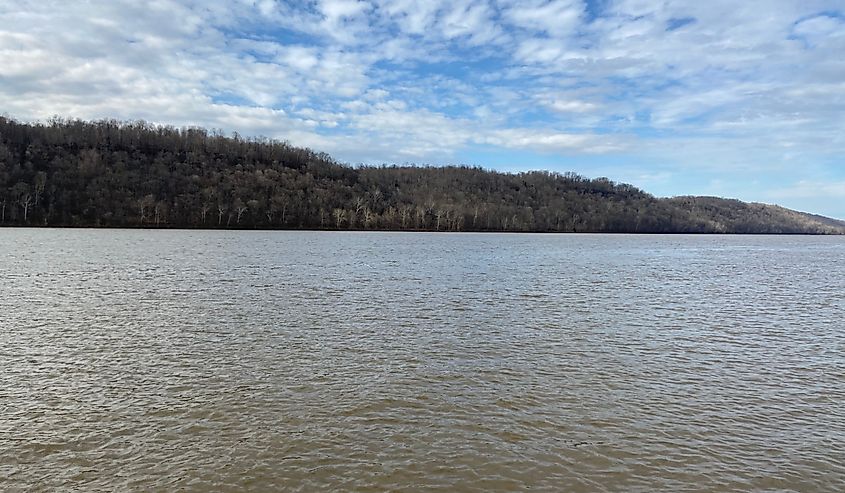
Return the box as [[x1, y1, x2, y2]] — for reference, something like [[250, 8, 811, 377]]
[[19, 193, 32, 223], [333, 208, 346, 228], [34, 171, 47, 206]]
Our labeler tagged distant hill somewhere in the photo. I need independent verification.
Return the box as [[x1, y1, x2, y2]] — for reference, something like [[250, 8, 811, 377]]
[[1, 117, 842, 234], [666, 196, 845, 234]]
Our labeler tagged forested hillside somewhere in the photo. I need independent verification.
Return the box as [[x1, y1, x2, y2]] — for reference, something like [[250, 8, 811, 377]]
[[1, 117, 843, 234]]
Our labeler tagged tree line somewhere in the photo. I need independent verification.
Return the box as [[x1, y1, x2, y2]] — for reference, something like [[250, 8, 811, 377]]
[[1, 116, 842, 234]]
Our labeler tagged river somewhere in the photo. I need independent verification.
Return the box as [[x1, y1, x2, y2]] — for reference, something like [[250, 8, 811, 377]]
[[2, 230, 844, 491]]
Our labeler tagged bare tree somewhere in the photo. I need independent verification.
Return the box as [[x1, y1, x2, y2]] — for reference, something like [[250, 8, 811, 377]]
[[415, 206, 426, 229], [435, 209, 445, 231], [235, 201, 248, 225], [247, 199, 260, 223], [400, 206, 410, 228], [363, 207, 375, 228], [137, 194, 155, 224], [34, 171, 47, 206], [154, 201, 168, 226], [19, 193, 32, 223], [333, 208, 346, 228], [271, 193, 289, 224]]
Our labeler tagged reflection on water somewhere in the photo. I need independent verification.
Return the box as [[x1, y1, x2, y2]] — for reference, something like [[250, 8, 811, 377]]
[[1, 230, 844, 492]]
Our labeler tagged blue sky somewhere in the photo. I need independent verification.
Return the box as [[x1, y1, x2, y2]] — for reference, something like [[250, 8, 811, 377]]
[[1, 0, 844, 218]]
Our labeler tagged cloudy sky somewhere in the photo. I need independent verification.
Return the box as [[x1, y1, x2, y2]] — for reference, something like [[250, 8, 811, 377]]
[[1, 1, 844, 218]]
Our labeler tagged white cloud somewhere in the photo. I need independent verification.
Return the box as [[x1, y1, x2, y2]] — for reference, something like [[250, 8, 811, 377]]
[[372, 0, 443, 35], [481, 129, 623, 153], [319, 0, 371, 20], [768, 180, 845, 199], [792, 13, 845, 42], [546, 99, 598, 113], [502, 0, 584, 36], [442, 1, 503, 44]]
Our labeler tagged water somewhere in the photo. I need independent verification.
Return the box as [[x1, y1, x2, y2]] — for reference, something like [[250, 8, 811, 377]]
[[1, 230, 844, 492]]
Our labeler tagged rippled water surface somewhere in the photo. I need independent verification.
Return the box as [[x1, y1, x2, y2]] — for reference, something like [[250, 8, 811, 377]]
[[2, 230, 844, 492]]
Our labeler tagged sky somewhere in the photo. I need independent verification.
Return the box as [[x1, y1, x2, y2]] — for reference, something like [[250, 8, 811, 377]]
[[1, 1, 844, 218]]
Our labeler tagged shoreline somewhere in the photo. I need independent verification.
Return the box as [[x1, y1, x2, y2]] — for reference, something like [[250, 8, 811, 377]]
[[1, 225, 842, 235]]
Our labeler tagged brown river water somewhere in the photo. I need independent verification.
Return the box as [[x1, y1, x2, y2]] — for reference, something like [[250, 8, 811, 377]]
[[1, 230, 844, 492]]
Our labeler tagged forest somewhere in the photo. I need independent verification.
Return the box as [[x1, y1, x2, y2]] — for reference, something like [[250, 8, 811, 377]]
[[1, 116, 843, 234]]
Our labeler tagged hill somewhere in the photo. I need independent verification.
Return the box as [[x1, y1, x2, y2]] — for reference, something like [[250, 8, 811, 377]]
[[1, 117, 842, 234]]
